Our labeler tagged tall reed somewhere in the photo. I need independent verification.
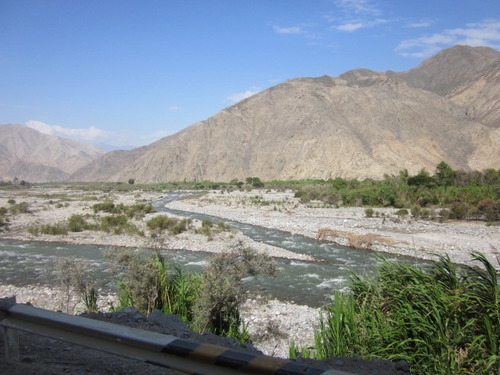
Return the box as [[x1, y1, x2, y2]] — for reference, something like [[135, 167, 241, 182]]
[[304, 253, 499, 375]]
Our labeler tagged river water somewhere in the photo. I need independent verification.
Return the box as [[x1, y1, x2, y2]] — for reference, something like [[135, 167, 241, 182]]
[[0, 193, 430, 307]]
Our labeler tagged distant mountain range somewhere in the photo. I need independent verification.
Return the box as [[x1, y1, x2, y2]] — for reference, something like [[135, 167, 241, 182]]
[[0, 124, 105, 182], [2, 45, 499, 183]]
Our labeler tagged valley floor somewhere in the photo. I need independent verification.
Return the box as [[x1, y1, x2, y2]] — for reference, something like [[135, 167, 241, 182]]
[[0, 186, 499, 371]]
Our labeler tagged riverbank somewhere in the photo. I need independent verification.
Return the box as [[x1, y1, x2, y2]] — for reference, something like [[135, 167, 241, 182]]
[[166, 190, 500, 270], [0, 187, 314, 261], [1, 186, 499, 360]]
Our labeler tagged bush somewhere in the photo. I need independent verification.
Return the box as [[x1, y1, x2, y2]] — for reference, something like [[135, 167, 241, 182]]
[[147, 215, 189, 236], [449, 202, 471, 220], [395, 209, 409, 216], [364, 208, 374, 218], [40, 223, 68, 235], [192, 244, 276, 340], [67, 214, 89, 232], [300, 253, 499, 375]]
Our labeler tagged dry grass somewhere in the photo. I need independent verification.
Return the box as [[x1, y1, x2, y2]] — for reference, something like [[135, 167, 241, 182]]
[[317, 227, 394, 249]]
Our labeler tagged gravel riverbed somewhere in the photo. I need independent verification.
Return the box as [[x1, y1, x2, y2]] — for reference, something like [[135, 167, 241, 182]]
[[1, 186, 498, 374]]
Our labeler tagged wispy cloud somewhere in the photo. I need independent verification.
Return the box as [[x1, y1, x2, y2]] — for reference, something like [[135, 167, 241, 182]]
[[26, 120, 108, 141], [330, 0, 388, 32], [227, 89, 260, 104], [273, 25, 305, 34], [408, 19, 433, 28], [335, 0, 381, 16], [25, 120, 173, 149], [335, 18, 388, 32], [397, 19, 500, 57], [168, 105, 182, 111]]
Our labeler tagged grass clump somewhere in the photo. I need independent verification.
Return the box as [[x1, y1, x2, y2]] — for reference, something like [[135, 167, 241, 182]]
[[295, 252, 499, 375]]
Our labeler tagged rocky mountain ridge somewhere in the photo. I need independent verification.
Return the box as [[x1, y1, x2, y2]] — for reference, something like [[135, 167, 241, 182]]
[[0, 124, 106, 183], [71, 45, 498, 183], [2, 45, 498, 183]]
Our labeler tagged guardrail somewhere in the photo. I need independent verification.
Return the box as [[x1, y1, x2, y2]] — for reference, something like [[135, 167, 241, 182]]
[[0, 300, 356, 375]]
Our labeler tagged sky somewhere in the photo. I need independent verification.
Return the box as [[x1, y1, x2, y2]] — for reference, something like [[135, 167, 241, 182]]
[[1, 0, 499, 149]]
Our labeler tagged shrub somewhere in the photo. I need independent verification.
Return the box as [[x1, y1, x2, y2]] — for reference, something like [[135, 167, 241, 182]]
[[395, 209, 409, 216], [67, 214, 89, 232], [56, 257, 98, 313], [9, 201, 30, 214], [449, 202, 471, 220], [40, 223, 68, 235], [364, 208, 374, 218], [299, 253, 499, 375], [192, 244, 276, 341]]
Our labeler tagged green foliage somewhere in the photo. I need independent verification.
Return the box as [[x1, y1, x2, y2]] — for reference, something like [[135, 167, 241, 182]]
[[99, 215, 140, 234], [192, 244, 276, 341], [103, 246, 273, 343], [302, 253, 499, 375], [128, 179, 135, 185], [93, 201, 154, 218], [146, 215, 189, 235], [290, 163, 499, 221], [105, 248, 202, 321], [246, 177, 265, 188], [364, 208, 375, 218], [67, 214, 90, 232], [40, 223, 68, 235]]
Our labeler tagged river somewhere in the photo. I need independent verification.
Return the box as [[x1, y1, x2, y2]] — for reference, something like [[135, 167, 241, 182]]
[[0, 193, 430, 307]]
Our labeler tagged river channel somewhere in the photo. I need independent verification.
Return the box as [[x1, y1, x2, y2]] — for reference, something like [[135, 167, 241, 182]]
[[0, 193, 430, 307]]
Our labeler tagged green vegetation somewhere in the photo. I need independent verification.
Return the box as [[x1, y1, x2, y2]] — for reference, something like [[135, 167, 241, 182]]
[[285, 163, 499, 221], [146, 215, 191, 235], [104, 244, 275, 342], [92, 201, 154, 218], [291, 253, 499, 375]]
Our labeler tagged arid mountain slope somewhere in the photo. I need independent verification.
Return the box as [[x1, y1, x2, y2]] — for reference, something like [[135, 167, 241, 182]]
[[64, 45, 499, 183], [68, 143, 157, 182], [0, 124, 105, 182], [106, 71, 497, 183], [394, 45, 500, 128]]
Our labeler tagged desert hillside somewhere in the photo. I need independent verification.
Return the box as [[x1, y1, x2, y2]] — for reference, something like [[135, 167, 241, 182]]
[[69, 45, 499, 183], [0, 124, 105, 183]]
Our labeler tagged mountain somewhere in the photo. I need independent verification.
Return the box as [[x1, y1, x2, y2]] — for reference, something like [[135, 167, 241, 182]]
[[0, 124, 106, 183], [393, 45, 500, 128], [69, 45, 499, 183]]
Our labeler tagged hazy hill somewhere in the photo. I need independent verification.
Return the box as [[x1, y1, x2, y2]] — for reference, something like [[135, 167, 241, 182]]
[[0, 124, 106, 183]]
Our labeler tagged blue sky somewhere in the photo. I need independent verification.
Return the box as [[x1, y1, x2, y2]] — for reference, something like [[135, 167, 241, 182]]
[[1, 0, 499, 149]]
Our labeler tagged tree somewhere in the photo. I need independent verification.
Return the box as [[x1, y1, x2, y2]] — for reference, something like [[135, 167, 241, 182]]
[[408, 169, 435, 188], [128, 179, 135, 185], [435, 161, 456, 187]]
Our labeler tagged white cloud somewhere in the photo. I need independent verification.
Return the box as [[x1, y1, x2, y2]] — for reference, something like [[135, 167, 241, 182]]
[[273, 25, 305, 34], [335, 0, 381, 16], [26, 120, 108, 141], [227, 90, 260, 103], [397, 19, 500, 57], [336, 22, 364, 32], [335, 18, 388, 32], [168, 105, 182, 111]]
